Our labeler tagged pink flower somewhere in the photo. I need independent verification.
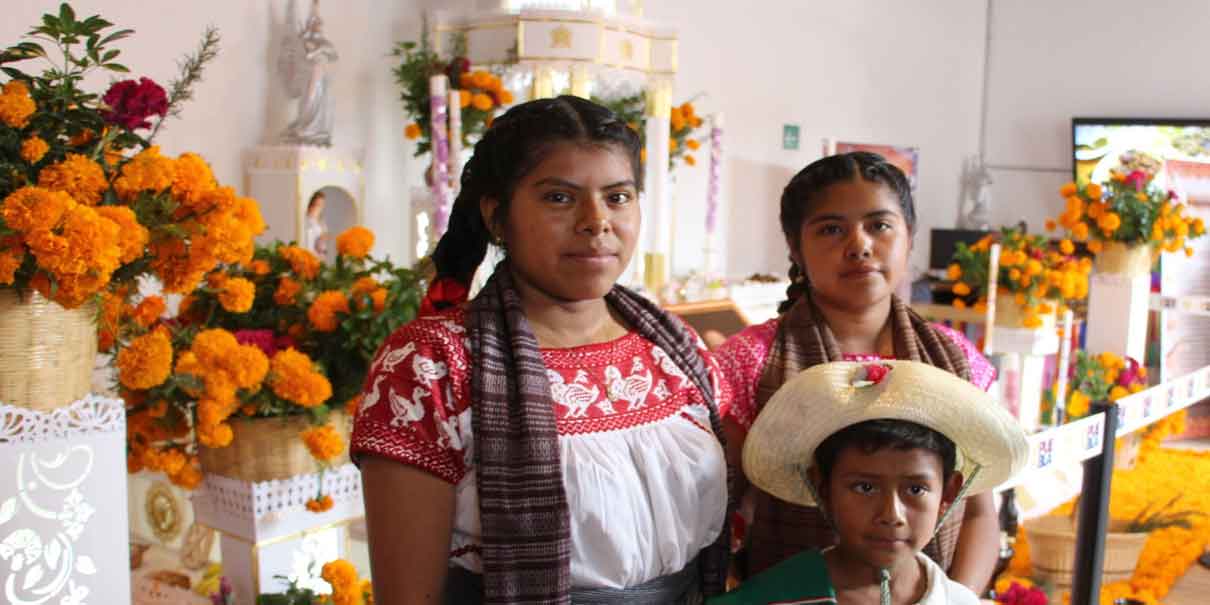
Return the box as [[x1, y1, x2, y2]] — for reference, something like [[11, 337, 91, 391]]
[[995, 582, 1048, 605], [1125, 170, 1149, 192], [101, 77, 168, 130], [233, 329, 277, 357]]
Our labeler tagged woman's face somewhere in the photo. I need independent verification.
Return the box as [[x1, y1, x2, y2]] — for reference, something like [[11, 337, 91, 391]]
[[793, 178, 912, 313], [482, 142, 640, 303]]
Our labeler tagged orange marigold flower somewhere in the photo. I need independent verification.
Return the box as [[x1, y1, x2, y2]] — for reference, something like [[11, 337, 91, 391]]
[[0, 246, 21, 285], [218, 276, 256, 313], [321, 559, 359, 591], [308, 290, 350, 332], [1088, 240, 1104, 253], [370, 288, 387, 313], [404, 123, 421, 139], [1059, 182, 1077, 197], [345, 394, 363, 419], [1071, 222, 1090, 242], [1097, 212, 1122, 234], [1045, 219, 1057, 232], [171, 152, 217, 210], [170, 461, 203, 490], [275, 276, 303, 305], [117, 328, 174, 390], [336, 225, 374, 259], [20, 136, 48, 163], [280, 245, 320, 280], [113, 146, 177, 200], [306, 495, 334, 512], [952, 298, 967, 310], [351, 276, 379, 299], [234, 196, 267, 237], [471, 93, 493, 111], [301, 424, 345, 462], [686, 139, 701, 151], [951, 281, 971, 296], [132, 295, 166, 327], [270, 348, 332, 407], [458, 90, 471, 108], [230, 344, 270, 390], [0, 81, 36, 128], [95, 205, 149, 263], [946, 264, 962, 280], [2, 186, 75, 233], [684, 154, 696, 166], [499, 89, 514, 105], [1059, 239, 1075, 255], [249, 259, 270, 275], [1085, 182, 1103, 199], [38, 153, 107, 205], [198, 422, 234, 448]]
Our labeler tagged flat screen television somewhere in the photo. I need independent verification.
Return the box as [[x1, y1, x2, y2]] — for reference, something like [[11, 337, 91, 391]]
[[1072, 118, 1210, 203]]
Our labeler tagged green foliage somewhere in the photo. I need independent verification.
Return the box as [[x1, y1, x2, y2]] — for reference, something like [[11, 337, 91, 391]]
[[1123, 495, 1207, 533]]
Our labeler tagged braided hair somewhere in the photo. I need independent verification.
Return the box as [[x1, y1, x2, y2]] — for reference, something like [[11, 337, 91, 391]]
[[777, 151, 916, 313], [430, 96, 643, 288]]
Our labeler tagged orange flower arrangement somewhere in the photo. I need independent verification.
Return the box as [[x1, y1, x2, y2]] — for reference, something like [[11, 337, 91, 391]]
[[998, 447, 1210, 604], [948, 227, 1091, 328], [113, 227, 420, 506], [336, 225, 374, 259], [593, 93, 708, 171], [321, 559, 372, 605], [1051, 151, 1206, 257], [0, 6, 244, 309]]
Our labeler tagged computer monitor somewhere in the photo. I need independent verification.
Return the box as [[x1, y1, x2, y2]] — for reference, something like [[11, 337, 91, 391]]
[[929, 228, 992, 271]]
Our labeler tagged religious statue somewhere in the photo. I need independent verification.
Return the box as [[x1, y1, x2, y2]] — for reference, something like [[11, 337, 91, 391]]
[[279, 0, 338, 146], [960, 154, 992, 230]]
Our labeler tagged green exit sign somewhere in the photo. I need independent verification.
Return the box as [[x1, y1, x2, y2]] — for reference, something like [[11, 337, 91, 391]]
[[783, 124, 800, 150]]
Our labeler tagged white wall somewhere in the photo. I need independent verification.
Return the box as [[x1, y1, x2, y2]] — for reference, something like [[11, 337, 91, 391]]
[[3, 0, 427, 263], [647, 0, 989, 280], [982, 0, 1210, 232]]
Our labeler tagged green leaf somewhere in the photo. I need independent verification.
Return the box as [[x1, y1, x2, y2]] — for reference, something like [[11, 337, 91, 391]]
[[103, 63, 129, 73], [101, 49, 119, 63], [59, 3, 76, 27], [99, 29, 134, 46]]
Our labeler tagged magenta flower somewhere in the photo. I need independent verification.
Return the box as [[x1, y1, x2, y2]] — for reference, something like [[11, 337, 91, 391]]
[[101, 77, 168, 130]]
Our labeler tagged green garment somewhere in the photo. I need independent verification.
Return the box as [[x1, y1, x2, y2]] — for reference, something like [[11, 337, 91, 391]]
[[708, 550, 837, 605]]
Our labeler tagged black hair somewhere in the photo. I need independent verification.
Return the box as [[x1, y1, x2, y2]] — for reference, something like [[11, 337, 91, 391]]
[[777, 151, 916, 313], [813, 419, 956, 487], [430, 95, 643, 285], [307, 189, 325, 213]]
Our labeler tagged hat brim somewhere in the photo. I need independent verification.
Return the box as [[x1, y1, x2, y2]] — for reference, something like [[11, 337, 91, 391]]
[[743, 361, 1029, 507]]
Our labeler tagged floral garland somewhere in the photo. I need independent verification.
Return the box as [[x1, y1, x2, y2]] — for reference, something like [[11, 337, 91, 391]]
[[116, 226, 421, 511], [996, 443, 1208, 604], [1049, 151, 1206, 254], [591, 92, 707, 171], [947, 226, 1091, 327], [0, 4, 253, 309], [394, 31, 511, 157]]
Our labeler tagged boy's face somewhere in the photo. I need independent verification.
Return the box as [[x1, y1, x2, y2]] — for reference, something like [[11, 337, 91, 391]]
[[817, 445, 961, 571]]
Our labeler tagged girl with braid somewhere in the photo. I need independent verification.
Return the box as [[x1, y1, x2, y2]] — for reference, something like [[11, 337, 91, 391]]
[[715, 152, 1001, 594], [351, 96, 731, 604]]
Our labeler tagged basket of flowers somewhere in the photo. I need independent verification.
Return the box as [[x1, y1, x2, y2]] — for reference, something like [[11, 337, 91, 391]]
[[115, 226, 421, 510]]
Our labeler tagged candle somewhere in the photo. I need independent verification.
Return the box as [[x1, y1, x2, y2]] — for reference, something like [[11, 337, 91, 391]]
[[706, 112, 724, 237], [532, 66, 555, 99], [570, 65, 591, 98], [983, 243, 1002, 355], [448, 88, 463, 190], [430, 75, 451, 237], [1053, 308, 1075, 425]]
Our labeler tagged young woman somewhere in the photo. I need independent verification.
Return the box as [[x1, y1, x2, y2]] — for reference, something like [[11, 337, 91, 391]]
[[352, 96, 731, 604], [716, 152, 1001, 594]]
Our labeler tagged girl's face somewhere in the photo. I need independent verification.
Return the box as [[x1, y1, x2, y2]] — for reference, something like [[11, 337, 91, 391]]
[[793, 178, 912, 313], [482, 142, 640, 304]]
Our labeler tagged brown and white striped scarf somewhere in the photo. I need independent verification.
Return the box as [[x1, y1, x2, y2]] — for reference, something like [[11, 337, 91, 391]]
[[467, 263, 731, 604], [747, 293, 971, 575]]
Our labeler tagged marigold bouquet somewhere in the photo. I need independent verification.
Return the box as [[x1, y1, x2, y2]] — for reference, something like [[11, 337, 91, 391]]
[[1060, 351, 1147, 419], [1050, 151, 1206, 256], [592, 92, 707, 171], [395, 31, 512, 156], [947, 226, 1091, 328], [0, 4, 258, 309], [116, 226, 421, 507]]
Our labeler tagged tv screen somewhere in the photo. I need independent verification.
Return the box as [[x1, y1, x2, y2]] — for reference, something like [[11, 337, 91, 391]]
[[1073, 118, 1210, 203]]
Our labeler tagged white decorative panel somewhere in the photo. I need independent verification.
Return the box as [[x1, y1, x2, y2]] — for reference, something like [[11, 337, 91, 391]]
[[0, 395, 129, 605]]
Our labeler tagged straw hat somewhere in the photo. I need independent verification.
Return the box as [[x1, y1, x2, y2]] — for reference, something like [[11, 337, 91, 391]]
[[743, 360, 1029, 507]]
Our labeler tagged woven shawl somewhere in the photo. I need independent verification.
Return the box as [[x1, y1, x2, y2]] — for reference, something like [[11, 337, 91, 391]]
[[467, 264, 731, 604], [747, 293, 972, 575]]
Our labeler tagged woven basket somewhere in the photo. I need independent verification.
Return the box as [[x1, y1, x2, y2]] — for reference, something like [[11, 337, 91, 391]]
[[1024, 516, 1149, 588], [0, 289, 97, 411], [198, 410, 351, 483], [994, 293, 1058, 330], [1094, 242, 1154, 277]]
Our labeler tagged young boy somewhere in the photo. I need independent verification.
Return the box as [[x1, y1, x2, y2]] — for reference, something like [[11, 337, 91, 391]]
[[710, 361, 1028, 605]]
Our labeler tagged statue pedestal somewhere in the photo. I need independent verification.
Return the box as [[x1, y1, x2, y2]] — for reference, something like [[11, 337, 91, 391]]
[[244, 146, 365, 253], [191, 464, 364, 604]]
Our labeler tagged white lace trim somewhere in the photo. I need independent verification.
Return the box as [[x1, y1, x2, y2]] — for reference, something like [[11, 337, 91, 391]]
[[195, 463, 362, 520], [0, 394, 125, 445]]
